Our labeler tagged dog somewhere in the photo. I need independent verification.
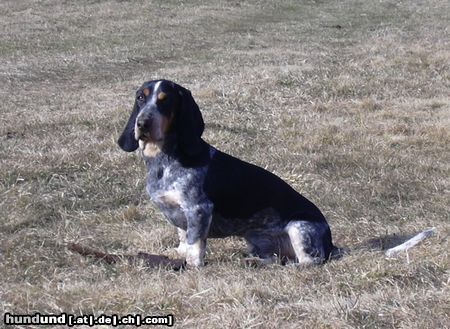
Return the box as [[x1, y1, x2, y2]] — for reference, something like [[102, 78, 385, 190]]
[[118, 79, 334, 267]]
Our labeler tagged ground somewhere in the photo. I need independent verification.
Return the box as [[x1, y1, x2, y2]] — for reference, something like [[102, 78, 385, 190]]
[[0, 0, 449, 328]]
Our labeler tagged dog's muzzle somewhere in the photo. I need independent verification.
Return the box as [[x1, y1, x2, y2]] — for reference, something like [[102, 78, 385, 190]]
[[135, 113, 164, 143], [135, 114, 153, 139], [137, 117, 151, 133]]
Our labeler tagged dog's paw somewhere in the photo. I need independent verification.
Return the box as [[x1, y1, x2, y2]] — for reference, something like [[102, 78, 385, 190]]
[[185, 240, 205, 267], [175, 243, 187, 257], [186, 255, 204, 268]]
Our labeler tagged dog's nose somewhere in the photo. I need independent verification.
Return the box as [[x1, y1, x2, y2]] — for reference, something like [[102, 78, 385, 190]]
[[137, 117, 151, 131]]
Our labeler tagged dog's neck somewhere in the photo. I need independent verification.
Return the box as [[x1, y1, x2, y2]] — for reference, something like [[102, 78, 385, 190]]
[[140, 134, 211, 168], [139, 134, 176, 159], [139, 140, 160, 158]]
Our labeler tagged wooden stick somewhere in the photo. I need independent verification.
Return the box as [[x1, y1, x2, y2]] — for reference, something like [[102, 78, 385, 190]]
[[67, 242, 185, 270], [385, 228, 436, 258]]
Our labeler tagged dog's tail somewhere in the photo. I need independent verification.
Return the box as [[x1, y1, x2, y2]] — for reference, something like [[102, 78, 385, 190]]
[[328, 227, 436, 261], [384, 228, 436, 258]]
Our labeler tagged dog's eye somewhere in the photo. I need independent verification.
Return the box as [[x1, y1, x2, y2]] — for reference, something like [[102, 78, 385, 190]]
[[137, 94, 145, 102]]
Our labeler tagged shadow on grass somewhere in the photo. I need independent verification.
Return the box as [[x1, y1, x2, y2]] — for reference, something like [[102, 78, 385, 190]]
[[362, 233, 416, 251]]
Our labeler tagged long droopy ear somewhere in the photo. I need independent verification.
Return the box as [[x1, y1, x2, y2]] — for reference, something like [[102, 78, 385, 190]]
[[117, 101, 139, 152], [176, 87, 205, 156]]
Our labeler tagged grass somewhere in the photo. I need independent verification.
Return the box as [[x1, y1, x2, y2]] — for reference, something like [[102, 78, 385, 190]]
[[1, 0, 449, 328]]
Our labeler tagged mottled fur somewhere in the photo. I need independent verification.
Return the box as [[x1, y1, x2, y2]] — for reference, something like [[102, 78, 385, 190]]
[[118, 79, 334, 267]]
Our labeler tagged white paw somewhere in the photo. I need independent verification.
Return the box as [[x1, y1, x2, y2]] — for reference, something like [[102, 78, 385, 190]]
[[185, 240, 205, 267], [175, 243, 187, 257], [186, 254, 203, 267]]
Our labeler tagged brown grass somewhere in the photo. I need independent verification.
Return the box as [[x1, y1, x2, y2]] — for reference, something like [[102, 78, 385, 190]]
[[1, 0, 449, 328]]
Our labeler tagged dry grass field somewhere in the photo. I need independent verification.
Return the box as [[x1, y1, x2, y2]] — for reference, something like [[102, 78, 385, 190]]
[[1, 0, 449, 328]]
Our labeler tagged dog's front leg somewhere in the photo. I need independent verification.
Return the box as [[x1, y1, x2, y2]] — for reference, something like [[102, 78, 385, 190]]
[[185, 238, 206, 268], [175, 227, 187, 257], [184, 206, 212, 267]]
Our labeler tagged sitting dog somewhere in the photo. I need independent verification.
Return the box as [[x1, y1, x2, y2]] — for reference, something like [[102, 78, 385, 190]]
[[118, 79, 334, 267]]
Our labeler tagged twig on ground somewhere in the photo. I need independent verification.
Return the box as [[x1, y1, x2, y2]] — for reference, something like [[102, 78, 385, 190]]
[[67, 242, 185, 270]]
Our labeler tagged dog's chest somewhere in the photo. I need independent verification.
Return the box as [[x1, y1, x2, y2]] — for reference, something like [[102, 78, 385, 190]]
[[145, 157, 209, 229]]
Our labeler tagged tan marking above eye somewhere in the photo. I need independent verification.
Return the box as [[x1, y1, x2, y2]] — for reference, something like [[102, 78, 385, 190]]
[[157, 92, 167, 101], [143, 88, 150, 97]]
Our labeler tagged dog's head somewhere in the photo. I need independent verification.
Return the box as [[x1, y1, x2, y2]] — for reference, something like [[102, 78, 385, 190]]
[[118, 80, 205, 157]]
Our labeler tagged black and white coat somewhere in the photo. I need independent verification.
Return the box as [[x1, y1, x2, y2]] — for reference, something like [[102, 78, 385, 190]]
[[118, 79, 334, 267]]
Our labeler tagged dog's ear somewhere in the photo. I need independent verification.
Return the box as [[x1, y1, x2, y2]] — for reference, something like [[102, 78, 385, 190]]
[[117, 100, 139, 152], [176, 87, 205, 156]]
